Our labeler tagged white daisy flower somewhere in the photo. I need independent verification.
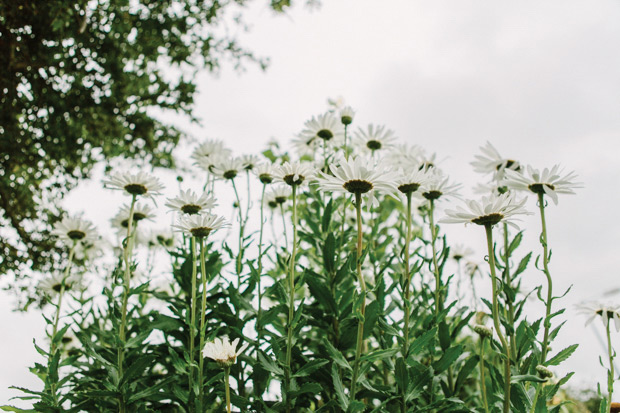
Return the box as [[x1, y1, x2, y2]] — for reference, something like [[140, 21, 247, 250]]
[[195, 154, 221, 174], [254, 163, 278, 185], [291, 132, 320, 157], [274, 162, 316, 187], [191, 139, 232, 164], [395, 168, 433, 195], [211, 156, 245, 180], [265, 186, 291, 209], [301, 113, 344, 144], [386, 144, 426, 170], [441, 193, 530, 229], [103, 171, 165, 199], [421, 173, 461, 202], [165, 189, 216, 215], [240, 154, 261, 171], [340, 106, 355, 126], [111, 203, 156, 231], [315, 156, 397, 207], [202, 336, 249, 367], [450, 244, 475, 262], [577, 302, 620, 332], [173, 213, 228, 238], [471, 141, 521, 181], [473, 182, 511, 197], [354, 124, 397, 154], [39, 272, 82, 296], [504, 164, 582, 205], [52, 216, 98, 245]]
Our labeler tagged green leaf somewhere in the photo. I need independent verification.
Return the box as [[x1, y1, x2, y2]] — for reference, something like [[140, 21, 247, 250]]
[[455, 354, 479, 392], [438, 321, 451, 351], [290, 382, 323, 398], [323, 233, 336, 273], [332, 364, 349, 410], [322, 200, 333, 232], [363, 300, 380, 339], [514, 252, 532, 276], [293, 359, 329, 378], [324, 340, 351, 371], [511, 375, 547, 384], [306, 273, 337, 314], [546, 344, 578, 366], [360, 348, 399, 363], [121, 355, 156, 385], [432, 346, 463, 374], [258, 352, 284, 376], [1, 406, 36, 412], [408, 327, 438, 360], [395, 357, 408, 393]]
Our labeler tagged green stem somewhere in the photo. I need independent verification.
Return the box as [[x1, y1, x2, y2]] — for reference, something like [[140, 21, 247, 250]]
[[350, 193, 367, 401], [503, 223, 518, 361], [225, 366, 232, 413], [607, 320, 615, 413], [401, 192, 413, 413], [257, 184, 267, 353], [479, 338, 490, 413], [344, 124, 349, 160], [285, 185, 298, 413], [537, 193, 553, 363], [484, 224, 511, 413], [187, 237, 198, 404], [49, 243, 76, 405], [198, 236, 209, 407], [428, 200, 442, 316], [118, 194, 136, 413], [280, 204, 289, 248], [231, 179, 245, 287]]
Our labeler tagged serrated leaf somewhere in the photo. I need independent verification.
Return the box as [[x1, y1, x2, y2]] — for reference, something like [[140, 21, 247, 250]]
[[332, 364, 348, 409], [293, 359, 329, 378], [546, 344, 578, 367], [432, 346, 463, 374]]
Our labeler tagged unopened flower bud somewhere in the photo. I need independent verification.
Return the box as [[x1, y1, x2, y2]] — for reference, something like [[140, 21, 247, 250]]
[[473, 324, 493, 339], [536, 365, 553, 379]]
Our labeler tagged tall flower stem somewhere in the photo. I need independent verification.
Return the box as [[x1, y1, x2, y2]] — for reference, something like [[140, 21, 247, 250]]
[[188, 236, 198, 402], [257, 184, 267, 351], [606, 319, 615, 413], [49, 243, 76, 405], [537, 193, 553, 363], [484, 224, 511, 413], [428, 199, 442, 316], [343, 124, 349, 160], [224, 366, 232, 413], [198, 236, 210, 407], [479, 338, 490, 413], [503, 223, 518, 361], [350, 192, 367, 401], [279, 204, 289, 248], [284, 185, 298, 413], [118, 194, 136, 413], [231, 179, 245, 288], [401, 192, 413, 413]]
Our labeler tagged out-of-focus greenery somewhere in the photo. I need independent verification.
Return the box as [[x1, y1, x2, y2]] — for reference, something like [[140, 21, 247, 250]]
[[0, 0, 315, 292]]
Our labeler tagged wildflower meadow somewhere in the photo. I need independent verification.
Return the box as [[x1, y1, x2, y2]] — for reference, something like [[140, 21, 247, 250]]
[[4, 104, 615, 413]]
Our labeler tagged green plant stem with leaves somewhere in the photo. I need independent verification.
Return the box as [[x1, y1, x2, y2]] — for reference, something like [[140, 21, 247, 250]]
[[257, 184, 267, 350], [198, 236, 210, 407], [401, 192, 413, 413], [118, 194, 137, 413], [189, 236, 198, 402], [484, 224, 511, 413], [280, 204, 289, 248], [285, 184, 298, 413], [224, 365, 232, 413], [48, 242, 76, 406], [606, 318, 616, 413], [350, 192, 367, 401], [479, 337, 490, 413], [231, 179, 245, 287], [502, 223, 518, 361], [428, 199, 443, 316]]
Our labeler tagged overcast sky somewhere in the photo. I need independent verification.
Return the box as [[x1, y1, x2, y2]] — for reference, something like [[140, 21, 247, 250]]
[[2, 0, 620, 405]]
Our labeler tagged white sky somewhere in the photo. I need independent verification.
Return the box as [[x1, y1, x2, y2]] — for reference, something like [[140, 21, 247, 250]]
[[2, 0, 620, 405]]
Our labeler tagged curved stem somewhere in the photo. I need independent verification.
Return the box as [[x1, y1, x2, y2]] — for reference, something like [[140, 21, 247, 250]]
[[607, 320, 615, 413], [503, 223, 518, 361], [188, 236, 198, 402], [49, 243, 76, 405], [198, 237, 209, 407], [350, 193, 367, 401], [118, 194, 136, 413], [479, 338, 490, 413], [285, 185, 298, 413], [484, 224, 511, 413], [537, 193, 553, 363]]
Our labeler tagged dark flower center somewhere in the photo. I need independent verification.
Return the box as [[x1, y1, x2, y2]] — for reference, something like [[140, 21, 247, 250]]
[[341, 115, 352, 125], [366, 140, 382, 151], [497, 160, 520, 171], [190, 227, 211, 238], [497, 186, 509, 195], [452, 254, 463, 261], [343, 179, 373, 194], [422, 190, 442, 200], [67, 230, 86, 240], [596, 310, 616, 319], [223, 170, 238, 180], [528, 183, 555, 194], [259, 174, 273, 184], [419, 162, 434, 171], [52, 283, 63, 292], [61, 336, 73, 344], [275, 196, 287, 204], [133, 212, 147, 222], [284, 174, 304, 186], [268, 201, 278, 208], [124, 184, 148, 195], [317, 129, 334, 140], [398, 183, 420, 194], [181, 204, 202, 215], [471, 213, 504, 226]]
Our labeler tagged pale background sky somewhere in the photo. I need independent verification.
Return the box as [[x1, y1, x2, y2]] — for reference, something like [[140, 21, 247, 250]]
[[2, 0, 620, 406]]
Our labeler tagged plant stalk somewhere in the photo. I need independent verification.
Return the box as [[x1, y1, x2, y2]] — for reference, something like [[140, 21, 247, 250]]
[[285, 185, 298, 413]]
